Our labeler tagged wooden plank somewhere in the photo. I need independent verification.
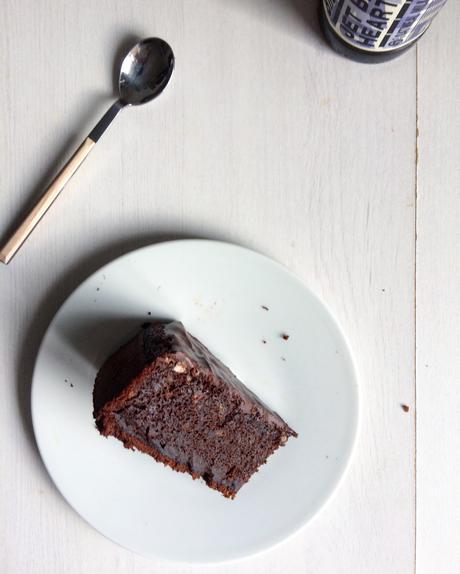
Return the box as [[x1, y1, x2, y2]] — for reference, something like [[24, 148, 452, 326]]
[[0, 0, 417, 572], [416, 3, 460, 573]]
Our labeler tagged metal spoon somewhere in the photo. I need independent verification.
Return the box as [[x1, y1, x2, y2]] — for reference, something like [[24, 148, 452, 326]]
[[0, 37, 175, 264]]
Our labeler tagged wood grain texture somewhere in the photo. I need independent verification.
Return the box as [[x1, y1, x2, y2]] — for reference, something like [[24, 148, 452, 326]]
[[0, 0, 441, 572], [416, 3, 460, 573]]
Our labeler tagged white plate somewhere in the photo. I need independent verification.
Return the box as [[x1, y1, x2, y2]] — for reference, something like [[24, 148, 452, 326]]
[[32, 240, 359, 563]]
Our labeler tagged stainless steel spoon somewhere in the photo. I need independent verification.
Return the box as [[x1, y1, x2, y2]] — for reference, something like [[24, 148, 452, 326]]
[[0, 37, 175, 264]]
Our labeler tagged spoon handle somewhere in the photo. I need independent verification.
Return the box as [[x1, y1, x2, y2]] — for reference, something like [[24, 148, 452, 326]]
[[0, 137, 95, 264], [0, 101, 125, 264]]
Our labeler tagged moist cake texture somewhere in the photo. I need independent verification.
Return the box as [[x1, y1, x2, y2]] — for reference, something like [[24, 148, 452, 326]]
[[93, 321, 297, 498]]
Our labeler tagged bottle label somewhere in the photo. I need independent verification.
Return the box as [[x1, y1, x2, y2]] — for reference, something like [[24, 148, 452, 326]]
[[323, 0, 448, 53]]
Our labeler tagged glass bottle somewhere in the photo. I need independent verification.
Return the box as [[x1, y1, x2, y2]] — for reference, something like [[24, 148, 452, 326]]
[[320, 0, 448, 63]]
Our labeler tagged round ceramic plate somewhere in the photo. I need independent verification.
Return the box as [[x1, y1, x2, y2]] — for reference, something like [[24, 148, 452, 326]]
[[32, 240, 359, 563]]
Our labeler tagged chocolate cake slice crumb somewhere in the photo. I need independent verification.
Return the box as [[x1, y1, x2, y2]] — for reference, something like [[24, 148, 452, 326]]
[[93, 321, 297, 498]]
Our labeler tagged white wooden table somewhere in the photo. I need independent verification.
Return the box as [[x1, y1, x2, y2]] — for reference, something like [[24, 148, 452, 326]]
[[1, 1, 458, 572]]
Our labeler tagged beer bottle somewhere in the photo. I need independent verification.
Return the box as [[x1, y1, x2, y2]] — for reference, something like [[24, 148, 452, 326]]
[[320, 0, 448, 63]]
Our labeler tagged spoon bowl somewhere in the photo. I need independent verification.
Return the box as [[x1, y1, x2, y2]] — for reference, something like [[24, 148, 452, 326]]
[[119, 38, 175, 106]]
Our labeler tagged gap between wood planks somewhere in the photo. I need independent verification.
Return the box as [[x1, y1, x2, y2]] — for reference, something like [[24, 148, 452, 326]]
[[414, 44, 419, 574]]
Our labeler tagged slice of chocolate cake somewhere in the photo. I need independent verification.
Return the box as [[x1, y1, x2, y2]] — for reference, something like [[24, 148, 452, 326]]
[[93, 321, 297, 498]]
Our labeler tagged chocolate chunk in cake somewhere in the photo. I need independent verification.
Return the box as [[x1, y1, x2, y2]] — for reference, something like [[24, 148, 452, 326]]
[[93, 321, 297, 498]]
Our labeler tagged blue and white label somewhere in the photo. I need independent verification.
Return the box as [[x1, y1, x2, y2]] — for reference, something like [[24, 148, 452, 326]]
[[323, 0, 448, 52]]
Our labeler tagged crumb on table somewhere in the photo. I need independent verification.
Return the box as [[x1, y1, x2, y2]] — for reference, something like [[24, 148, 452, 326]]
[[401, 404, 410, 413], [281, 333, 290, 341], [262, 339, 267, 344], [261, 305, 269, 311]]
